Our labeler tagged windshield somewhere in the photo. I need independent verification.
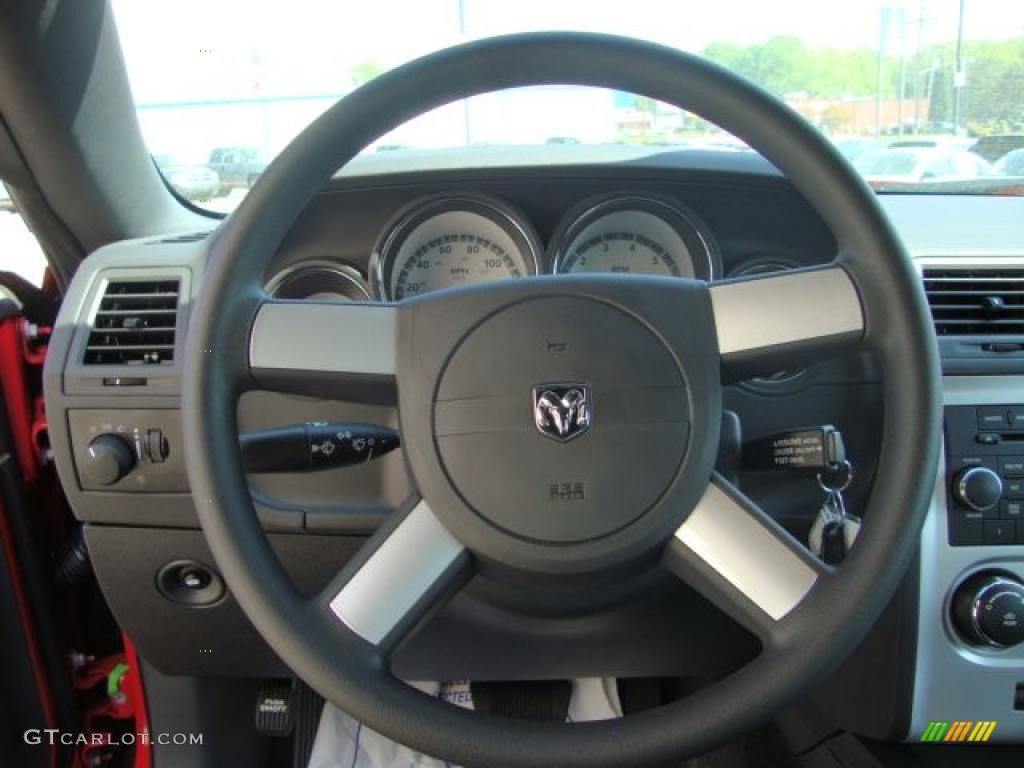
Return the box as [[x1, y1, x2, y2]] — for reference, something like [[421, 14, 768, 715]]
[[111, 0, 1024, 211], [855, 151, 922, 176]]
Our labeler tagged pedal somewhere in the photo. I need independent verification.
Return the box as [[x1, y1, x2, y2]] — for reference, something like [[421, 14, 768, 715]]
[[254, 682, 294, 738]]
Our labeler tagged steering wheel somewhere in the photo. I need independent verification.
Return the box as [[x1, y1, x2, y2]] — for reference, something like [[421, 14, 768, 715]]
[[183, 32, 940, 767]]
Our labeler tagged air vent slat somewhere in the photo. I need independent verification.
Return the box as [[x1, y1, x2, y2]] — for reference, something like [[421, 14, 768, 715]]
[[94, 309, 178, 316], [929, 318, 1024, 326], [926, 290, 1024, 296], [99, 292, 179, 300], [92, 326, 176, 333], [924, 277, 1023, 283], [923, 267, 1024, 337], [930, 303, 1024, 311], [85, 344, 175, 351], [84, 278, 180, 365]]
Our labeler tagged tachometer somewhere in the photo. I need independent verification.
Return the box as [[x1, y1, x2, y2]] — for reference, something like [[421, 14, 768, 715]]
[[551, 195, 718, 280], [374, 196, 540, 300]]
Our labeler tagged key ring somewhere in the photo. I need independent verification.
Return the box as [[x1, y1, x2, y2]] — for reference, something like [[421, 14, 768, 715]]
[[817, 459, 853, 494]]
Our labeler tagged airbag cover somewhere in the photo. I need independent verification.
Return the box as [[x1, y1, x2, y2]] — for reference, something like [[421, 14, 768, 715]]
[[434, 297, 688, 543]]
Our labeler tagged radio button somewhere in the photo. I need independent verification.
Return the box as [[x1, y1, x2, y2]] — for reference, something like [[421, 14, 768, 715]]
[[1002, 500, 1024, 519], [1000, 457, 1024, 475], [1006, 479, 1024, 499], [984, 519, 1016, 545], [978, 407, 1012, 430]]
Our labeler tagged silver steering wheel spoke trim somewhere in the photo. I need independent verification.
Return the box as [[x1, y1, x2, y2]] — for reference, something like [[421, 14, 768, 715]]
[[670, 476, 824, 625], [250, 300, 397, 377], [328, 500, 469, 647], [710, 266, 864, 378], [248, 300, 398, 400]]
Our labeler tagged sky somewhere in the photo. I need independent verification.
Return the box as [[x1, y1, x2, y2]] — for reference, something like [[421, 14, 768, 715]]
[[112, 0, 1024, 104]]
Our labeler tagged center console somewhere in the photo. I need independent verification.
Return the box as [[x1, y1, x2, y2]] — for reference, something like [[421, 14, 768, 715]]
[[910, 378, 1024, 741]]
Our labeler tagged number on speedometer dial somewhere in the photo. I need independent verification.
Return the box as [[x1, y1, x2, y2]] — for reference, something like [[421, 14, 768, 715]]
[[394, 232, 524, 300], [561, 228, 683, 276], [377, 198, 540, 300]]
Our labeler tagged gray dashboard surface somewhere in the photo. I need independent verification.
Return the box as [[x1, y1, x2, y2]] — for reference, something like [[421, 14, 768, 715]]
[[880, 193, 1024, 257]]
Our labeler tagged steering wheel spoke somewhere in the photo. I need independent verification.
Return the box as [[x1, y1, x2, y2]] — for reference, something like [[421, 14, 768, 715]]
[[711, 265, 864, 382], [321, 499, 473, 653], [248, 299, 398, 403], [664, 475, 827, 643]]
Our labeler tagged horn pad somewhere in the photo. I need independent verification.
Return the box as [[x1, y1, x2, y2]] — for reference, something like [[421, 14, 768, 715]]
[[433, 296, 689, 544], [396, 276, 720, 574]]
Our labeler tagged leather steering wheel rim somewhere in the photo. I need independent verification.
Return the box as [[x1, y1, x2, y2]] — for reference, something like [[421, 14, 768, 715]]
[[183, 32, 941, 767]]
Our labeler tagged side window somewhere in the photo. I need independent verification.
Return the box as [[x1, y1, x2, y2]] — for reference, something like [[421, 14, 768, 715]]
[[0, 182, 48, 290]]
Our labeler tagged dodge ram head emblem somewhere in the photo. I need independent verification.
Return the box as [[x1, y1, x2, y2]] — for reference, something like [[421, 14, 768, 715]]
[[532, 384, 591, 442]]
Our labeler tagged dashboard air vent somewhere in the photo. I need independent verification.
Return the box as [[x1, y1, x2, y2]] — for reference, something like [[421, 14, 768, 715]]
[[84, 279, 180, 365], [923, 267, 1024, 336]]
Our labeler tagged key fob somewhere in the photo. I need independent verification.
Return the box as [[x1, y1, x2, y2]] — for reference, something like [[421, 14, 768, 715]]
[[820, 519, 847, 564]]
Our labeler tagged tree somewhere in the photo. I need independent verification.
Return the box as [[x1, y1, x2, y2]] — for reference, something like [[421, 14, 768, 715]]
[[702, 36, 879, 99], [909, 38, 1024, 128], [352, 61, 385, 88], [700, 34, 1024, 131]]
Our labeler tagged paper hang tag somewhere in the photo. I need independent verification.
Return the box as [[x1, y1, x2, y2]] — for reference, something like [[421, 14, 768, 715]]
[[743, 426, 846, 474]]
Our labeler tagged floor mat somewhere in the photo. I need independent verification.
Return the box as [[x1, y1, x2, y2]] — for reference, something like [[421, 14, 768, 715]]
[[308, 678, 621, 768]]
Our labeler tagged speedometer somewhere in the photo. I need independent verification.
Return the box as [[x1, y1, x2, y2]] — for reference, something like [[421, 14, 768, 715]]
[[374, 196, 540, 300], [551, 195, 718, 281]]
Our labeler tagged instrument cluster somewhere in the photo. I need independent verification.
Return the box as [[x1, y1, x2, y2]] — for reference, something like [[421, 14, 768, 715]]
[[266, 192, 725, 302]]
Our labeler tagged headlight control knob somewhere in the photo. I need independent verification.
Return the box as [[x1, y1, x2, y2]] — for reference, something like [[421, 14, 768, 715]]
[[952, 572, 1024, 648], [82, 434, 136, 486]]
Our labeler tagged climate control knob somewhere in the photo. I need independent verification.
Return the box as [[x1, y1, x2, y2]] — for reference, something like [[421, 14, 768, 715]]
[[952, 572, 1024, 648], [953, 466, 1003, 512], [81, 434, 136, 486]]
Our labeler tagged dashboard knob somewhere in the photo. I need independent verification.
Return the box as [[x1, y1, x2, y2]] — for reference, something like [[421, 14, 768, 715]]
[[952, 572, 1024, 648], [82, 434, 136, 486], [953, 466, 1003, 512]]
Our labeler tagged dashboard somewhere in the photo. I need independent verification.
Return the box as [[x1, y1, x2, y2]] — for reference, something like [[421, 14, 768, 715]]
[[40, 146, 1024, 744]]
